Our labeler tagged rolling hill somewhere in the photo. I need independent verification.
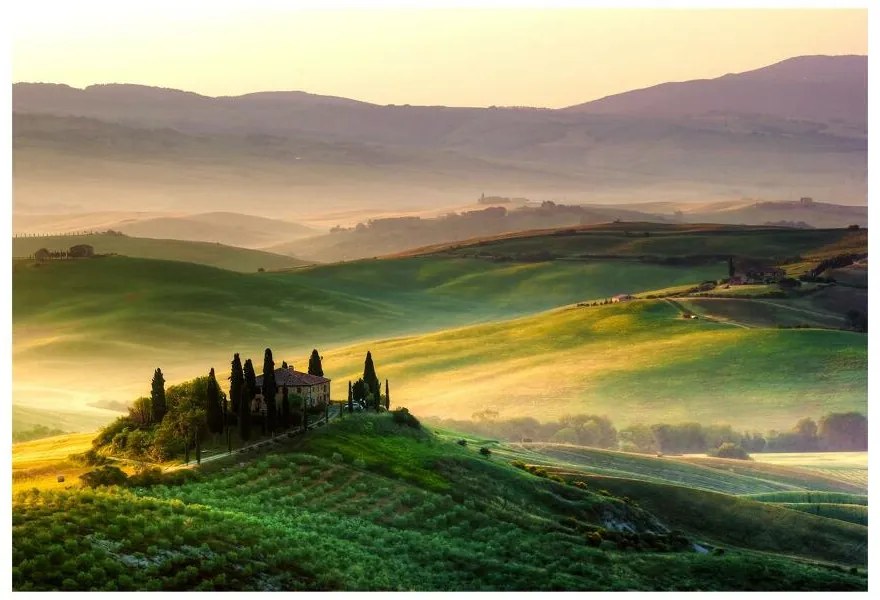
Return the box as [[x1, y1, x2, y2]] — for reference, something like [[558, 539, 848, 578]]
[[12, 224, 866, 431], [11, 414, 869, 590], [11, 233, 309, 272]]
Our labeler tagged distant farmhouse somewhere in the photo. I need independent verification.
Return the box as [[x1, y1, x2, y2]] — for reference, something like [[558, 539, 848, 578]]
[[611, 293, 634, 303], [729, 258, 785, 285], [253, 365, 331, 414]]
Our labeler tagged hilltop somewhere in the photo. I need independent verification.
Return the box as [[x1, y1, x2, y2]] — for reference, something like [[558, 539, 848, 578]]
[[11, 413, 868, 590], [12, 233, 309, 272]]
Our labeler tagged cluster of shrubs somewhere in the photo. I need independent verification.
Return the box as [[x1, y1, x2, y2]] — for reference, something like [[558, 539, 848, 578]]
[[78, 465, 197, 489], [586, 528, 692, 553], [707, 442, 752, 461], [510, 461, 569, 485], [391, 407, 421, 429]]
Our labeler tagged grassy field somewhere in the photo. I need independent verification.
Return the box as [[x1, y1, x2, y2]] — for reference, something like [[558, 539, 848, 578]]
[[12, 233, 310, 272], [11, 415, 868, 590], [492, 444, 865, 495], [320, 300, 865, 429], [12, 225, 867, 433], [413, 224, 865, 266], [751, 452, 868, 489], [12, 254, 724, 425]]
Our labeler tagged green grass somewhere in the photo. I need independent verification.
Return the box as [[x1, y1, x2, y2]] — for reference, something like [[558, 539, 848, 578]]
[[426, 225, 864, 265], [321, 300, 865, 429], [12, 233, 309, 272], [746, 491, 867, 505], [556, 474, 866, 567], [776, 504, 868, 526], [492, 444, 864, 495], [11, 415, 869, 590], [12, 254, 725, 424]]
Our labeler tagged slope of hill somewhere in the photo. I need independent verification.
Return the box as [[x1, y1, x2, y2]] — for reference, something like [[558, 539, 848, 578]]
[[320, 299, 865, 429], [13, 225, 866, 430], [565, 55, 867, 127], [106, 212, 317, 248], [12, 233, 309, 272], [11, 414, 868, 590]]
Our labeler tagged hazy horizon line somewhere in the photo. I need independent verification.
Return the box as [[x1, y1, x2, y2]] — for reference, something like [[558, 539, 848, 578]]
[[13, 52, 866, 110]]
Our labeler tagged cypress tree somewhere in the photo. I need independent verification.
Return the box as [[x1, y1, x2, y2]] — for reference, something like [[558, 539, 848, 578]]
[[348, 381, 353, 413], [281, 386, 291, 429], [239, 381, 252, 443], [262, 348, 277, 435], [243, 358, 258, 439], [385, 379, 390, 410], [229, 354, 244, 415], [375, 380, 381, 413], [308, 349, 324, 377], [151, 368, 166, 423], [728, 256, 735, 278], [363, 351, 380, 407], [206, 368, 224, 435]]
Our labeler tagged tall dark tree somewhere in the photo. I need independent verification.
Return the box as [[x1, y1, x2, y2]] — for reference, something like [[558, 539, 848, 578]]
[[308, 349, 324, 377], [352, 378, 368, 404], [229, 354, 244, 414], [262, 348, 277, 434], [385, 379, 390, 410], [281, 386, 291, 429], [375, 380, 381, 413], [281, 361, 288, 370], [206, 368, 224, 435], [238, 381, 252, 443], [727, 256, 735, 278], [151, 368, 167, 423], [243, 358, 258, 436], [363, 351, 380, 406], [348, 381, 353, 414]]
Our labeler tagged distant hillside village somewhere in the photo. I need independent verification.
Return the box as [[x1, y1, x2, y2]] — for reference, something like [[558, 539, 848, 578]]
[[86, 348, 392, 467]]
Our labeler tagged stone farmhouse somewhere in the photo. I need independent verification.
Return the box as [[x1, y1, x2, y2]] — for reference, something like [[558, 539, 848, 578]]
[[252, 365, 331, 414]]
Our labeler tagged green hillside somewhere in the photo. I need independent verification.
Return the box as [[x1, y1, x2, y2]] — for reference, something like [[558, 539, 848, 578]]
[[12, 415, 868, 591], [12, 225, 867, 431], [12, 254, 723, 424], [12, 233, 309, 272], [321, 299, 865, 428], [410, 223, 866, 267]]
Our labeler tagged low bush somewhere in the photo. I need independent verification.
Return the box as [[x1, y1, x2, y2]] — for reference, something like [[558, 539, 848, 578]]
[[80, 466, 128, 488], [479, 447, 492, 457], [391, 408, 421, 429], [457, 439, 468, 446]]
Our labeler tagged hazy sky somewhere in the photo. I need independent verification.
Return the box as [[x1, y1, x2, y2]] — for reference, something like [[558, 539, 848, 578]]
[[12, 3, 867, 107]]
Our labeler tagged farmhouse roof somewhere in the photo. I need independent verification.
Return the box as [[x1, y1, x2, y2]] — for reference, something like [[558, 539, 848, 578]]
[[255, 367, 330, 388]]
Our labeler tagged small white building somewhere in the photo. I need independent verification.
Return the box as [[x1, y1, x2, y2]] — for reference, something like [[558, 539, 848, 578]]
[[611, 294, 634, 303]]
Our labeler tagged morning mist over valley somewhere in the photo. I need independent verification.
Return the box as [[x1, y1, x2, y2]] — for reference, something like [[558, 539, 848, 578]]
[[9, 3, 870, 593]]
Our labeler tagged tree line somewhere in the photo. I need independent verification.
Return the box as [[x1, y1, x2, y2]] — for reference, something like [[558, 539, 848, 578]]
[[93, 347, 332, 464], [430, 411, 867, 457]]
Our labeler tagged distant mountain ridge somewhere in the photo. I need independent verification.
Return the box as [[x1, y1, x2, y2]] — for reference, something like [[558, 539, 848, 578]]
[[564, 55, 866, 125], [13, 54, 867, 225]]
